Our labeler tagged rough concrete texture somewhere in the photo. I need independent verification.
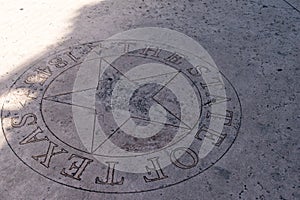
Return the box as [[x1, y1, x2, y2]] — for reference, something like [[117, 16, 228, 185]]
[[0, 0, 299, 200]]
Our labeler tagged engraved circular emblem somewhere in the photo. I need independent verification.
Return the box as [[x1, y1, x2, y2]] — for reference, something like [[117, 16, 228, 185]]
[[1, 28, 241, 193]]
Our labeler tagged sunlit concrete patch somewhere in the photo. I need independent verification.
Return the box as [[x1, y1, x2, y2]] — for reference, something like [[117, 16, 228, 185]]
[[0, 0, 101, 80]]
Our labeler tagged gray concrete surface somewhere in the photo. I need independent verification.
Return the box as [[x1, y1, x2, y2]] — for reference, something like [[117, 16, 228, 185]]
[[0, 0, 299, 199]]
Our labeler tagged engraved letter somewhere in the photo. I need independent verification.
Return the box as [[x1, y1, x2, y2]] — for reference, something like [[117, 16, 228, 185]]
[[25, 66, 52, 86], [19, 126, 48, 145], [165, 53, 184, 64], [170, 147, 199, 169], [48, 57, 68, 68], [64, 44, 93, 62], [187, 67, 201, 76], [32, 141, 68, 168], [204, 95, 231, 106], [143, 157, 168, 183], [95, 161, 124, 186], [140, 46, 161, 57], [206, 110, 233, 126], [200, 76, 224, 89], [195, 125, 227, 147], [118, 42, 134, 53], [11, 113, 37, 128], [187, 65, 210, 76], [61, 154, 93, 181]]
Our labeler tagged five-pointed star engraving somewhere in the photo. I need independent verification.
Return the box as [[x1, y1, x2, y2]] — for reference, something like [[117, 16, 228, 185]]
[[43, 57, 200, 154]]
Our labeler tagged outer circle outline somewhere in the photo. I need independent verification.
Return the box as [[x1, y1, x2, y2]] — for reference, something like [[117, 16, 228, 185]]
[[0, 41, 242, 194]]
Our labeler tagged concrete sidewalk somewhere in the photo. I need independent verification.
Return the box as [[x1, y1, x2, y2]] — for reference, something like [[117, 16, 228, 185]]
[[0, 0, 299, 199]]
